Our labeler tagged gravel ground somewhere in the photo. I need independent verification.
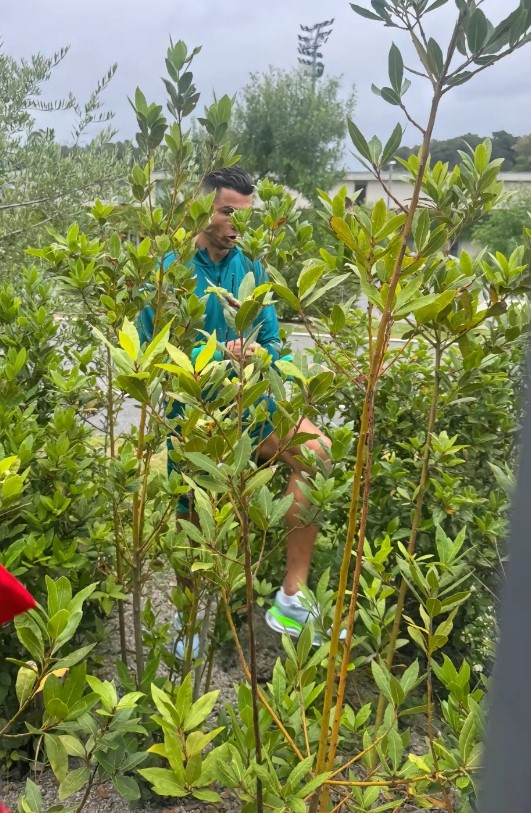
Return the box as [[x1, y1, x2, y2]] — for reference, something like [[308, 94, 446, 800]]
[[0, 576, 286, 813], [2, 564, 434, 813]]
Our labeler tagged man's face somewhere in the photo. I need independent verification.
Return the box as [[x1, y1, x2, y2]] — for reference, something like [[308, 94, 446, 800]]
[[202, 186, 253, 254]]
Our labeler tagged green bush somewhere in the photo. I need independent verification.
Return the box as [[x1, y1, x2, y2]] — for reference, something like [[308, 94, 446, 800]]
[[0, 268, 114, 761], [313, 311, 524, 668]]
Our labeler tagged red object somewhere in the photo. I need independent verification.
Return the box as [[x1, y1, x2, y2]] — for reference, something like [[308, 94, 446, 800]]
[[0, 803, 12, 813], [0, 564, 36, 625]]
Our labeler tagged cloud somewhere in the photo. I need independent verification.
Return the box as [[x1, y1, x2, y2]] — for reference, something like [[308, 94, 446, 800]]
[[3, 0, 531, 151]]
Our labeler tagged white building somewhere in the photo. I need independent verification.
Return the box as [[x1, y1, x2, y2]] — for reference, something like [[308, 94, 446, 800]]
[[329, 170, 531, 255], [331, 169, 531, 208]]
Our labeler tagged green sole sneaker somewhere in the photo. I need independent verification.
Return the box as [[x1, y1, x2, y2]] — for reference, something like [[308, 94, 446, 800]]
[[265, 604, 349, 646], [265, 605, 320, 645]]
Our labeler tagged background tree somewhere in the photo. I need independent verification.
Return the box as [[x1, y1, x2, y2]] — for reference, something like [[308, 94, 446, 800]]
[[470, 189, 531, 254], [231, 67, 356, 199], [0, 45, 129, 274], [514, 134, 531, 170]]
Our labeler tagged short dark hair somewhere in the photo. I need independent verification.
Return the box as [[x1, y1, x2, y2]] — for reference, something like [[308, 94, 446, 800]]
[[201, 166, 254, 196]]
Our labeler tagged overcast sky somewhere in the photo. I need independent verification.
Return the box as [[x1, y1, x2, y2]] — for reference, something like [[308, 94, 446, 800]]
[[3, 0, 531, 162]]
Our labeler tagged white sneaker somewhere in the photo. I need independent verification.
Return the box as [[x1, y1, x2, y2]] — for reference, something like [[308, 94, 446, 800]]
[[173, 611, 200, 660], [265, 588, 347, 645]]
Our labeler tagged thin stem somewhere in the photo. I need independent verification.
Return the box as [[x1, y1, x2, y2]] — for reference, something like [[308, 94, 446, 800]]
[[75, 766, 99, 813], [221, 591, 305, 762], [325, 378, 377, 768], [427, 618, 455, 813], [312, 80, 444, 813], [236, 337, 263, 813], [374, 167, 409, 213], [243, 504, 263, 813], [106, 343, 128, 666], [375, 341, 442, 730], [131, 403, 148, 682]]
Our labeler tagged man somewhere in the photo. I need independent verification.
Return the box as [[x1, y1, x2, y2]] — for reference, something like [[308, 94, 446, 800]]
[[138, 167, 331, 639]]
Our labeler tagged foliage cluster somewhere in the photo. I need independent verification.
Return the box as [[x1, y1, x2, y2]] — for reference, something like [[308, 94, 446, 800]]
[[1, 4, 531, 813]]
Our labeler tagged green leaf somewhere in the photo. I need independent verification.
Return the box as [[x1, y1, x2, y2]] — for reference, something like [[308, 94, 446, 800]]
[[118, 316, 141, 362], [2, 473, 24, 499], [411, 290, 456, 324], [466, 8, 489, 52], [232, 434, 252, 476], [427, 37, 445, 76], [58, 767, 91, 800], [330, 216, 358, 252], [235, 300, 262, 333], [287, 755, 315, 790], [184, 689, 219, 731], [59, 735, 86, 759], [237, 271, 257, 302], [400, 659, 419, 695], [329, 303, 346, 333], [459, 709, 477, 762], [138, 768, 187, 797], [48, 609, 70, 643], [22, 779, 42, 813], [371, 661, 392, 702], [185, 751, 202, 786], [368, 135, 382, 164], [112, 776, 141, 801], [86, 675, 117, 710], [243, 468, 274, 497], [298, 261, 325, 299], [241, 380, 270, 410], [15, 622, 44, 662], [387, 728, 404, 772], [151, 683, 182, 728], [408, 753, 431, 773], [193, 789, 222, 802], [46, 698, 70, 722], [53, 644, 96, 671], [388, 43, 404, 94], [389, 674, 405, 706], [115, 374, 149, 403], [380, 86, 402, 106], [183, 451, 229, 483], [347, 119, 372, 162], [141, 319, 173, 366], [166, 343, 194, 374], [350, 3, 382, 21], [16, 664, 38, 706], [299, 771, 332, 797], [271, 658, 286, 708], [303, 273, 350, 307], [381, 123, 403, 166], [271, 283, 300, 311], [488, 462, 515, 496], [195, 332, 218, 372], [45, 734, 69, 782]]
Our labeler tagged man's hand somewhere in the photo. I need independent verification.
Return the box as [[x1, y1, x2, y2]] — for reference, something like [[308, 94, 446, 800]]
[[226, 339, 260, 360]]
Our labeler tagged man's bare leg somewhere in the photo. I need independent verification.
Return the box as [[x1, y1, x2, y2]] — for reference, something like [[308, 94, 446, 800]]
[[256, 417, 332, 595]]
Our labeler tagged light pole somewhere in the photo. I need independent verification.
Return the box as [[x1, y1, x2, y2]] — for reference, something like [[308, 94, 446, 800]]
[[298, 19, 335, 87]]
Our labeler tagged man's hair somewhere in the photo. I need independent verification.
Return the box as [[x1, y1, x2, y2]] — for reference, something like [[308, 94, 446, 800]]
[[201, 166, 254, 197]]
